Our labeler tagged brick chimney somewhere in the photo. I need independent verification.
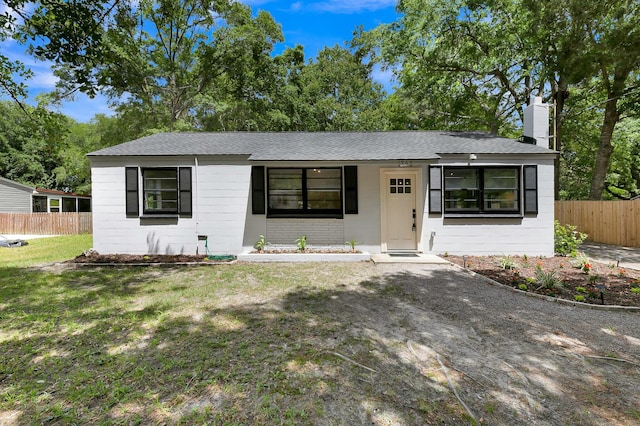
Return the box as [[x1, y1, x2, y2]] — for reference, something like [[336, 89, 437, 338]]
[[523, 96, 549, 148]]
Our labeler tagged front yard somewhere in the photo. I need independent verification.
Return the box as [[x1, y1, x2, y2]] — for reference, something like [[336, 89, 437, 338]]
[[1, 252, 639, 424]]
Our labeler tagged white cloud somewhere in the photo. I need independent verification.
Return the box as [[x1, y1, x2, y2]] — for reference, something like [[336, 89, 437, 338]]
[[371, 64, 396, 93], [58, 93, 114, 122], [310, 0, 396, 13], [290, 1, 302, 11], [29, 71, 58, 89]]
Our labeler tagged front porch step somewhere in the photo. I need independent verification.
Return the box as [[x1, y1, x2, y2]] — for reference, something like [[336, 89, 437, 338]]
[[371, 253, 451, 264]]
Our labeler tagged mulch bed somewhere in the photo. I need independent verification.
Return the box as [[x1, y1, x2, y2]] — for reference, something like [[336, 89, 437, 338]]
[[71, 252, 225, 264], [447, 255, 640, 307], [70, 249, 359, 264]]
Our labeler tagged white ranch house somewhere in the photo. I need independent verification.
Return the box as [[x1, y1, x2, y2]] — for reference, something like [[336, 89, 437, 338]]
[[88, 101, 556, 257]]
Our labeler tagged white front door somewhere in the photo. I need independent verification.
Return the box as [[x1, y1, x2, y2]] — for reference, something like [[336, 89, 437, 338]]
[[382, 171, 418, 251]]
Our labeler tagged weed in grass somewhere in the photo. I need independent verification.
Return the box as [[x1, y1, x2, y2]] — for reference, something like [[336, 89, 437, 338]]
[[484, 402, 496, 414]]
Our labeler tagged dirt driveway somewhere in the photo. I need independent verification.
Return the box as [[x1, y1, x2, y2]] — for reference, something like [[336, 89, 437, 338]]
[[320, 263, 640, 425], [3, 260, 637, 425]]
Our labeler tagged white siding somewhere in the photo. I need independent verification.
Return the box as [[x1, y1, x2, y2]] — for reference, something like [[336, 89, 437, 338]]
[[266, 219, 344, 244], [343, 164, 382, 253], [91, 155, 555, 256], [242, 163, 385, 253], [422, 158, 555, 257], [194, 160, 251, 254], [0, 181, 32, 212], [91, 157, 250, 255]]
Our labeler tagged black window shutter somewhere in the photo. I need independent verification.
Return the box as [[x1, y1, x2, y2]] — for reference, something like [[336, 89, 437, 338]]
[[344, 166, 358, 214], [523, 165, 538, 214], [429, 166, 442, 214], [125, 167, 139, 217], [179, 167, 192, 216], [251, 166, 266, 214]]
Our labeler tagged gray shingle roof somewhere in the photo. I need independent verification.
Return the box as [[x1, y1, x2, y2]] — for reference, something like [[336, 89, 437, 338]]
[[0, 176, 35, 192], [88, 131, 555, 160]]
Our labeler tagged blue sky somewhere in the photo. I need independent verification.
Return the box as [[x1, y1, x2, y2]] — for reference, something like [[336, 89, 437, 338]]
[[1, 0, 399, 123]]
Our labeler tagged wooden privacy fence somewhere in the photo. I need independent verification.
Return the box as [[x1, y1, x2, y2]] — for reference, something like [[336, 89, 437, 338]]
[[0, 212, 92, 235], [555, 200, 640, 247]]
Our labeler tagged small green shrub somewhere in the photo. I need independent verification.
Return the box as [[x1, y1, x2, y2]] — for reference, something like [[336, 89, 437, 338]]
[[498, 254, 518, 270], [518, 283, 528, 291], [570, 251, 591, 271], [576, 286, 586, 293], [254, 235, 270, 252], [588, 274, 599, 284], [631, 287, 640, 295], [535, 268, 563, 290], [345, 239, 360, 252], [295, 235, 307, 252], [574, 295, 586, 302], [554, 220, 587, 256]]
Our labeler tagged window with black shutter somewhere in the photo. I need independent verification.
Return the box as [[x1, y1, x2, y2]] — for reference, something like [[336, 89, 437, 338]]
[[125, 167, 139, 217], [251, 166, 266, 214], [344, 166, 358, 214], [523, 165, 538, 214]]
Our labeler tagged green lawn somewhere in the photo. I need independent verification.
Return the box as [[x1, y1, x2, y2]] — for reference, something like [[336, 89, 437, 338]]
[[0, 235, 93, 268]]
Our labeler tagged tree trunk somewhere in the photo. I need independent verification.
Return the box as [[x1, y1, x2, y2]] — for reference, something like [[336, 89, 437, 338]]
[[588, 97, 618, 200], [588, 66, 631, 200], [553, 78, 568, 200]]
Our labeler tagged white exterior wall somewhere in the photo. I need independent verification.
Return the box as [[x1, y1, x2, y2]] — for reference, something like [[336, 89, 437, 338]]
[[342, 164, 382, 253], [422, 157, 555, 257], [242, 163, 384, 253], [91, 155, 554, 256], [265, 219, 343, 244], [91, 156, 250, 255], [194, 159, 251, 254]]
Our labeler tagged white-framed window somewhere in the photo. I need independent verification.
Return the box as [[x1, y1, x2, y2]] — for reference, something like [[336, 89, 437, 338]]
[[143, 168, 179, 214], [49, 197, 61, 213]]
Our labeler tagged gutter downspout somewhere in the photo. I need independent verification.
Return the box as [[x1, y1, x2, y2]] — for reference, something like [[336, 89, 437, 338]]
[[195, 156, 200, 254]]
